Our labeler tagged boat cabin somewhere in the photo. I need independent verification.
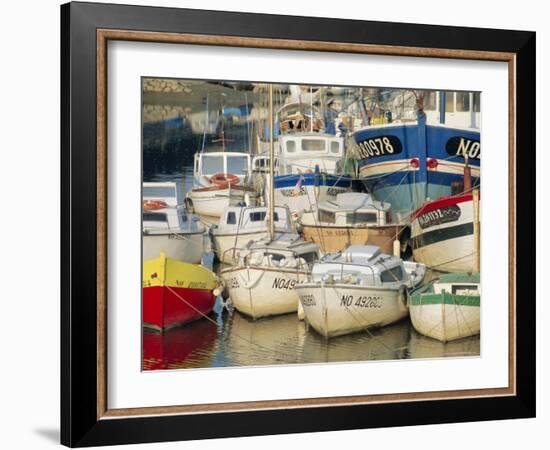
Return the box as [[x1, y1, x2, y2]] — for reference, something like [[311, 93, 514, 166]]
[[432, 273, 480, 296], [423, 91, 481, 129], [143, 182, 200, 234], [278, 134, 344, 175], [238, 236, 321, 270], [307, 192, 392, 227], [216, 206, 295, 234], [193, 151, 251, 187], [311, 245, 425, 287]]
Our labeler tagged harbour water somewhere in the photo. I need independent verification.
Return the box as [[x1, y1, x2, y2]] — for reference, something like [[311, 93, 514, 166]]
[[142, 167, 480, 371]]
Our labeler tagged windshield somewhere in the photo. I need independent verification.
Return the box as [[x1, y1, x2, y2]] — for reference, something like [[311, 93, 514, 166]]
[[226, 156, 249, 175], [201, 155, 224, 174], [302, 139, 326, 152]]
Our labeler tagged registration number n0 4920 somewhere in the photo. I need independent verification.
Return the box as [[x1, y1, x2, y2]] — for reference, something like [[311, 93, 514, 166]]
[[340, 294, 382, 308]]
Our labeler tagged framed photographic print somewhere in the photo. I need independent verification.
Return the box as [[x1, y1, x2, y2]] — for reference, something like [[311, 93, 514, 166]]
[[61, 1, 536, 447]]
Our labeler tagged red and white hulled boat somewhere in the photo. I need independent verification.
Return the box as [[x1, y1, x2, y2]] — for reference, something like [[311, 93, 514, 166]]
[[410, 191, 480, 273]]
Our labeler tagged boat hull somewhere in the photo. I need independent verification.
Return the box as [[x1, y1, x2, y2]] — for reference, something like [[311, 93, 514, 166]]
[[221, 266, 309, 319], [409, 293, 480, 342], [411, 194, 476, 272], [142, 253, 217, 331], [301, 224, 399, 254], [187, 186, 248, 219], [296, 284, 408, 338], [142, 232, 204, 264], [353, 121, 480, 215]]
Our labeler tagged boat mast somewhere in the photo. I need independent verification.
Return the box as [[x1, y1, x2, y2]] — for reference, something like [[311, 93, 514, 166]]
[[268, 84, 275, 241], [473, 188, 480, 273]]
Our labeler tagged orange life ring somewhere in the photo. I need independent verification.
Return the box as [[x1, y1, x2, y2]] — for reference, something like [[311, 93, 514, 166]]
[[210, 173, 240, 187], [143, 200, 167, 210]]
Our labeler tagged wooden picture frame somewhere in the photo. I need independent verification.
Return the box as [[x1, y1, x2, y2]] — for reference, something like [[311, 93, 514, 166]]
[[61, 1, 535, 446]]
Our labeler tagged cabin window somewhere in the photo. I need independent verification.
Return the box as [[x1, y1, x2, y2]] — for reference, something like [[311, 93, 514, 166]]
[[346, 212, 378, 224], [424, 91, 437, 111], [257, 158, 269, 169], [269, 253, 285, 262], [456, 92, 470, 112], [380, 266, 405, 283], [226, 212, 236, 225], [330, 141, 340, 154], [445, 92, 455, 112], [318, 210, 336, 224], [300, 252, 319, 263], [201, 155, 224, 174], [302, 139, 326, 151], [248, 211, 280, 222], [286, 141, 296, 153], [143, 212, 168, 223], [143, 186, 175, 198], [226, 156, 248, 175], [473, 92, 481, 112]]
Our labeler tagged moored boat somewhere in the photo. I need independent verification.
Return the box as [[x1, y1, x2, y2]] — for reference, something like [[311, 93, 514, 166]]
[[410, 191, 479, 272], [351, 111, 480, 217], [272, 101, 353, 217], [142, 182, 205, 263], [185, 151, 255, 222], [299, 192, 400, 254], [296, 245, 426, 338], [409, 272, 480, 342], [210, 205, 298, 264], [220, 236, 320, 319], [143, 252, 220, 331]]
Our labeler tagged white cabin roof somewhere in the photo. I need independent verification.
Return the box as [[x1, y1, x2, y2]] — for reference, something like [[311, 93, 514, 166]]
[[320, 193, 391, 213], [143, 181, 178, 207], [311, 245, 409, 285], [245, 234, 320, 255]]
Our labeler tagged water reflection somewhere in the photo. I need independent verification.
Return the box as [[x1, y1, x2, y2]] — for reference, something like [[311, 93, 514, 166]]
[[143, 302, 479, 370], [142, 318, 217, 370], [406, 329, 480, 359]]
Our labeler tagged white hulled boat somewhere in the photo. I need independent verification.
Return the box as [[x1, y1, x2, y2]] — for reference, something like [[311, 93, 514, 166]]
[[185, 151, 255, 222], [409, 272, 480, 342], [220, 85, 321, 320], [220, 235, 321, 319], [142, 182, 205, 263], [272, 101, 353, 217], [210, 205, 298, 265], [410, 190, 480, 272], [296, 245, 426, 338], [299, 192, 400, 255]]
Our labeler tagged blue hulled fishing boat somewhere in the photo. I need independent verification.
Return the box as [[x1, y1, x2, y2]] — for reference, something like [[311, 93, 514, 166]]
[[351, 93, 480, 220]]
